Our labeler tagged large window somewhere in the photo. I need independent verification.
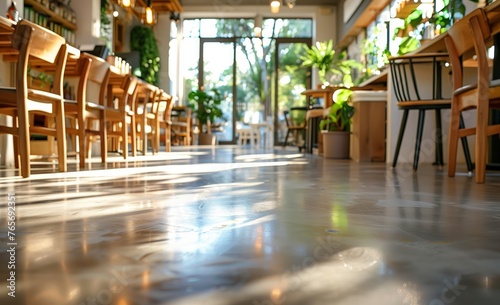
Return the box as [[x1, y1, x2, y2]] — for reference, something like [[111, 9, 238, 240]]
[[180, 18, 313, 144]]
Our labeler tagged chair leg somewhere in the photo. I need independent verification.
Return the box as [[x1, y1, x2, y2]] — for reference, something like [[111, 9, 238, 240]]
[[434, 109, 444, 166], [122, 116, 128, 159], [165, 126, 171, 152], [131, 116, 137, 157], [144, 124, 148, 155], [447, 106, 461, 177], [154, 121, 160, 154], [300, 129, 306, 152], [413, 109, 426, 171], [100, 114, 107, 164], [475, 107, 488, 184], [283, 129, 290, 147], [86, 135, 92, 159], [142, 119, 147, 155], [18, 107, 30, 178], [78, 117, 86, 169], [13, 135, 19, 169], [55, 103, 67, 172], [392, 109, 409, 168], [459, 115, 473, 173]]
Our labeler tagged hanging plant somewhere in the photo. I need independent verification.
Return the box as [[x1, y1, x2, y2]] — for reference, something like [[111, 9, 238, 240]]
[[130, 26, 161, 85]]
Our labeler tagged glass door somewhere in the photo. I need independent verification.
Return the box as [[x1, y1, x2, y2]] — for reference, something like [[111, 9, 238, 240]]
[[274, 38, 312, 145], [199, 38, 236, 143], [198, 38, 311, 145]]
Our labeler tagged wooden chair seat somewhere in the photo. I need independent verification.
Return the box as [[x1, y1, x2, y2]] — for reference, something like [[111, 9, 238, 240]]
[[396, 99, 453, 108], [454, 79, 500, 97]]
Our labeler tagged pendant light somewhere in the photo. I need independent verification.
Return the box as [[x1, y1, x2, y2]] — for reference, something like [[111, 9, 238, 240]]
[[254, 15, 263, 37], [270, 0, 281, 14], [143, 0, 156, 25], [119, 0, 135, 8]]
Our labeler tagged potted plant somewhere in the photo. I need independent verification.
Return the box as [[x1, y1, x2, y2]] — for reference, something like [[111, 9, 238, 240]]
[[319, 88, 355, 159], [300, 39, 362, 87], [188, 87, 224, 145]]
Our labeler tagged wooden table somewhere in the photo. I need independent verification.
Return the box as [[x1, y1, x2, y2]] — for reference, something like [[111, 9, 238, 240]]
[[301, 87, 338, 109]]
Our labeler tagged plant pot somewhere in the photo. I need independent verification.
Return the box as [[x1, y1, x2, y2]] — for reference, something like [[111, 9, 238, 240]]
[[198, 133, 217, 145], [322, 131, 350, 159]]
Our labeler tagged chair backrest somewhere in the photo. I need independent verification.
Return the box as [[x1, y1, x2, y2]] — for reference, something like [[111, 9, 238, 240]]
[[157, 90, 174, 121], [285, 107, 307, 128], [283, 110, 292, 128], [172, 106, 191, 122], [165, 94, 174, 121], [111, 74, 137, 111], [13, 19, 68, 98], [445, 8, 491, 92], [389, 53, 451, 103], [83, 52, 111, 106]]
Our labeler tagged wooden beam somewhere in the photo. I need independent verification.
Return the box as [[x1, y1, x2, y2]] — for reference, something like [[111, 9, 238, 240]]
[[337, 0, 391, 51]]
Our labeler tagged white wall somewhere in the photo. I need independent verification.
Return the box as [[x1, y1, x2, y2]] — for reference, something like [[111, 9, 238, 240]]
[[155, 14, 172, 94], [72, 0, 104, 46]]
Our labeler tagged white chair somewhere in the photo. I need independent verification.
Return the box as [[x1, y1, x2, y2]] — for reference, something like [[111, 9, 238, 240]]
[[237, 124, 258, 147]]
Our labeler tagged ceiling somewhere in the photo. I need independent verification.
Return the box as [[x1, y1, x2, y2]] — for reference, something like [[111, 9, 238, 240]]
[[181, 0, 340, 5], [148, 0, 341, 13]]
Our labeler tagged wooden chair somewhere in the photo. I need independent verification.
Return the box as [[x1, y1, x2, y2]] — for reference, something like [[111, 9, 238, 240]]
[[0, 19, 69, 178], [64, 52, 110, 168], [283, 107, 307, 152], [157, 91, 174, 152], [171, 106, 192, 145], [445, 8, 500, 183], [389, 53, 473, 171], [106, 72, 138, 159], [134, 81, 160, 155]]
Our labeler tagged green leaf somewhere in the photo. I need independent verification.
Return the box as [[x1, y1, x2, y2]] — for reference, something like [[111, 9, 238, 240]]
[[319, 89, 354, 131]]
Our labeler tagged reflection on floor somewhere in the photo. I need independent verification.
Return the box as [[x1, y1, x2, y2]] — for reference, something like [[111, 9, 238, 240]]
[[0, 146, 500, 305]]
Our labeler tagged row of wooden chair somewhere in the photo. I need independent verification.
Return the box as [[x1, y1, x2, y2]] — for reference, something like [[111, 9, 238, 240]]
[[0, 18, 175, 178]]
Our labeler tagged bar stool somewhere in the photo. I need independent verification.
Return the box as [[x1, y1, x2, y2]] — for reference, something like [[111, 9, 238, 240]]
[[389, 53, 473, 171]]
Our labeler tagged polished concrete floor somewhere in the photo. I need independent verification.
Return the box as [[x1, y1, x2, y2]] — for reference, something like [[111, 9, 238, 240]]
[[1, 145, 500, 305]]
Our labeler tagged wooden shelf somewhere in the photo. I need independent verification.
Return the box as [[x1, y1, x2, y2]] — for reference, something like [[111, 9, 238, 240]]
[[24, 0, 76, 31], [337, 0, 391, 51], [395, 1, 421, 19]]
